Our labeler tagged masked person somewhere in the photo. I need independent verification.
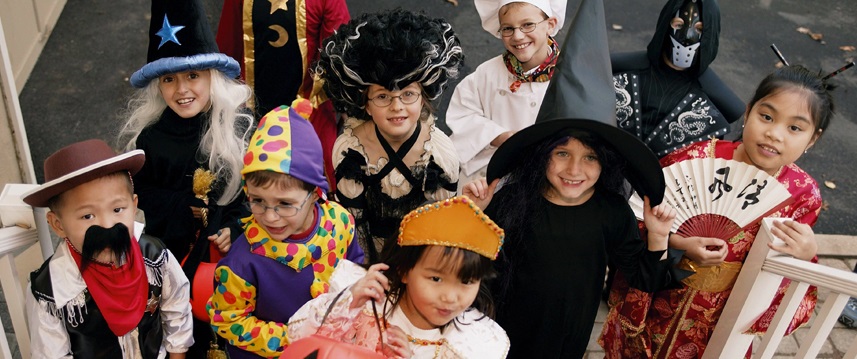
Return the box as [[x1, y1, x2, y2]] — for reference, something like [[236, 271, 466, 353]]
[[611, 0, 744, 158]]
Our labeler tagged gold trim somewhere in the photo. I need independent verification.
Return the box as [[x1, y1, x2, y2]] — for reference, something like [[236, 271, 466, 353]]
[[677, 258, 743, 292], [654, 288, 698, 358], [706, 138, 718, 158], [397, 196, 505, 260], [243, 0, 257, 109], [296, 0, 308, 91]]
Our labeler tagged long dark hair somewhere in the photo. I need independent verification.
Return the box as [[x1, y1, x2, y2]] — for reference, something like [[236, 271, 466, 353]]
[[491, 129, 626, 308], [380, 245, 497, 328]]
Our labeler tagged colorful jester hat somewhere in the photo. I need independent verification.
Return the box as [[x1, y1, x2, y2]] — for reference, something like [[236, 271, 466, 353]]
[[398, 196, 505, 260], [130, 0, 239, 87], [241, 98, 329, 193]]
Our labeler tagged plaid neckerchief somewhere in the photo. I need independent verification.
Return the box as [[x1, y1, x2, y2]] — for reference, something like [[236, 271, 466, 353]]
[[503, 36, 559, 93]]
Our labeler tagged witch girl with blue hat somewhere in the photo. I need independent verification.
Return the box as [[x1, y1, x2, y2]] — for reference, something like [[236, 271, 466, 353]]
[[116, 0, 255, 356]]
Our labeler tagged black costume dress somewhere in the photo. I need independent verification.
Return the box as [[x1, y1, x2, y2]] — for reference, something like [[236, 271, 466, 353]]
[[133, 108, 247, 261], [133, 108, 248, 357], [486, 189, 668, 359], [611, 0, 744, 158], [333, 118, 459, 264]]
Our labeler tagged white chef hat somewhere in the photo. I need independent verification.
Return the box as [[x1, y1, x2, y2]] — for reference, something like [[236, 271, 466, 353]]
[[475, 0, 568, 39]]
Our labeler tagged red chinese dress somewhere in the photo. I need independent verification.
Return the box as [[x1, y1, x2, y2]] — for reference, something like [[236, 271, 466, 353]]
[[599, 139, 822, 358]]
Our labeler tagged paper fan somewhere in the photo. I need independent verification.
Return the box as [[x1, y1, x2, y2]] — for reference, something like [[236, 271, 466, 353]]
[[629, 158, 794, 240]]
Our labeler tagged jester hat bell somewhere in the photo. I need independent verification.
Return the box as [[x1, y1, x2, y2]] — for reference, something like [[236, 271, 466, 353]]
[[129, 0, 239, 88]]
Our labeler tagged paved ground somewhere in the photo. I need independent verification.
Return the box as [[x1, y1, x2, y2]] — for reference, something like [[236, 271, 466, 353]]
[[6, 0, 857, 358]]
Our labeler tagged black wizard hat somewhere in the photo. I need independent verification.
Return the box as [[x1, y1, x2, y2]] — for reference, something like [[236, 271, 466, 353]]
[[486, 0, 666, 205], [129, 0, 240, 88]]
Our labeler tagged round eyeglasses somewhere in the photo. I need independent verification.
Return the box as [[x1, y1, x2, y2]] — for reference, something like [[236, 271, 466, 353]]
[[368, 91, 422, 107], [499, 19, 549, 37], [245, 192, 313, 218]]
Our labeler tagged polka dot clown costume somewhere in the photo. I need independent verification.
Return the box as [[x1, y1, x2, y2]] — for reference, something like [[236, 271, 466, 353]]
[[207, 99, 365, 358]]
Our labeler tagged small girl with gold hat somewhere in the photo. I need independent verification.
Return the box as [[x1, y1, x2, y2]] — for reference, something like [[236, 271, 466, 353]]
[[287, 196, 509, 358]]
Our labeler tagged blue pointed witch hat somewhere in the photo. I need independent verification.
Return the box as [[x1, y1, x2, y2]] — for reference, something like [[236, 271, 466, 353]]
[[129, 0, 239, 88]]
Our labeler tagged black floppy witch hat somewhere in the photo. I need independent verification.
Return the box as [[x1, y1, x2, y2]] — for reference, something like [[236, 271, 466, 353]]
[[486, 0, 665, 205], [129, 0, 239, 88]]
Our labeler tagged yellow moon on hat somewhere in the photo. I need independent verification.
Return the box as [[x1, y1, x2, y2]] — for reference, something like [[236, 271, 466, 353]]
[[268, 25, 289, 48]]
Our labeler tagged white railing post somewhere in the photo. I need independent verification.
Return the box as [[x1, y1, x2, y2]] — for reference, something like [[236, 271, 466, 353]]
[[703, 218, 857, 358], [0, 183, 46, 359], [32, 206, 54, 258], [794, 293, 850, 358], [702, 218, 784, 358]]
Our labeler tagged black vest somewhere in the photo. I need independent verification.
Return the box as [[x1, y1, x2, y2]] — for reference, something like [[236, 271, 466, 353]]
[[30, 235, 169, 358]]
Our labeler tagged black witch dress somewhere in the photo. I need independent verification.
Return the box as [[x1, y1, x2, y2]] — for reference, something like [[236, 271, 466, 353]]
[[133, 107, 247, 262], [486, 189, 669, 359]]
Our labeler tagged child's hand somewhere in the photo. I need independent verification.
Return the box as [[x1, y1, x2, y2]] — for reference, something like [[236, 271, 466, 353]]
[[462, 178, 499, 210], [190, 206, 205, 219], [769, 220, 817, 261], [642, 196, 676, 250], [190, 198, 209, 219], [208, 228, 231, 253], [350, 263, 390, 309], [670, 234, 728, 266], [377, 324, 413, 359]]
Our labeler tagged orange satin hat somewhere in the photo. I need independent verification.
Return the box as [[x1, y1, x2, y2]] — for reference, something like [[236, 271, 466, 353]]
[[397, 196, 504, 260]]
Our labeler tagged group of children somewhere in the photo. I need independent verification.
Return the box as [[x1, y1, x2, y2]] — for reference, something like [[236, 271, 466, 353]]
[[18, 0, 846, 357]]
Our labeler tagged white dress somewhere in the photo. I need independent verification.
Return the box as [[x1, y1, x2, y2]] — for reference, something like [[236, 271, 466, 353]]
[[446, 55, 550, 190], [287, 261, 510, 358]]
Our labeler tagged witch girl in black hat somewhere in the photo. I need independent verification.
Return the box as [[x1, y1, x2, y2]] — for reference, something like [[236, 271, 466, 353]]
[[461, 0, 682, 356], [116, 0, 254, 355]]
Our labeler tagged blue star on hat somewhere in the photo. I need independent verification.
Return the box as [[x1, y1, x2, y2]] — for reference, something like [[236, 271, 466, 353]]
[[156, 15, 184, 49], [130, 0, 239, 88]]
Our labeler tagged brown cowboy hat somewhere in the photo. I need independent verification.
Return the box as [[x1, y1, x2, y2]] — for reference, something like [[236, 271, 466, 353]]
[[23, 139, 145, 207]]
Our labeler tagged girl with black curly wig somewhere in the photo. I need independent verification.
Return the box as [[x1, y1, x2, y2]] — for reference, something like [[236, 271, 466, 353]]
[[463, 128, 676, 358], [315, 9, 463, 264]]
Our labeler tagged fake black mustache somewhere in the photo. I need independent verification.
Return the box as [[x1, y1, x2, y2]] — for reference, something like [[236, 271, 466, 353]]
[[81, 223, 132, 269]]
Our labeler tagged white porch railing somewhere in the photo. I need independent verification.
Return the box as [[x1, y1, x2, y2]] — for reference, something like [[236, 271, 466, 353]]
[[703, 218, 857, 359], [0, 183, 53, 359]]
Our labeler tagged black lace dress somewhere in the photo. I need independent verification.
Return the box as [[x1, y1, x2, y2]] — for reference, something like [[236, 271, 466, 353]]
[[332, 117, 459, 263]]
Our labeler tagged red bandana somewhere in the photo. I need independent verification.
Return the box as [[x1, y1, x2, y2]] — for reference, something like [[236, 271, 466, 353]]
[[67, 237, 148, 336]]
